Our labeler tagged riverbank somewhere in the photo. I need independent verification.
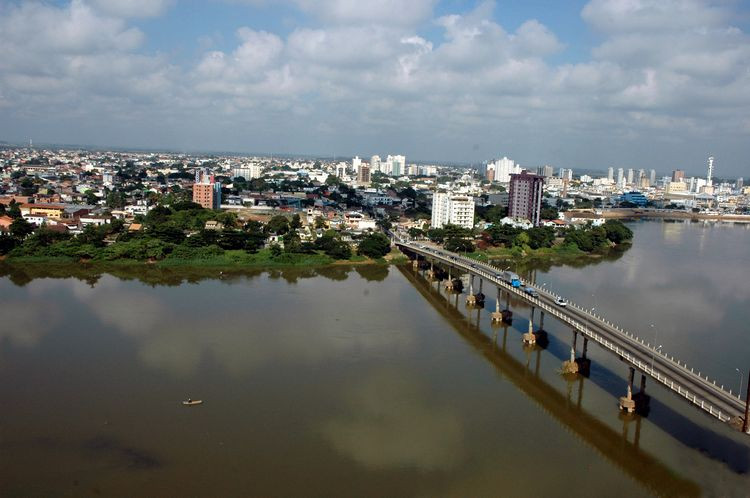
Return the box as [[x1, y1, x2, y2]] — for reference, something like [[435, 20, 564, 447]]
[[0, 247, 410, 270], [461, 242, 630, 272], [566, 208, 750, 223]]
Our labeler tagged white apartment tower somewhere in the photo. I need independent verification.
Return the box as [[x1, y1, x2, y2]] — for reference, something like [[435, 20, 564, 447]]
[[607, 167, 614, 181], [707, 156, 714, 186], [616, 168, 624, 185], [370, 155, 381, 173], [431, 192, 475, 230]]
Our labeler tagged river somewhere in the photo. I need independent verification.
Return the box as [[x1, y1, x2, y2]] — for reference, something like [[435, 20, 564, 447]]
[[0, 219, 748, 497]]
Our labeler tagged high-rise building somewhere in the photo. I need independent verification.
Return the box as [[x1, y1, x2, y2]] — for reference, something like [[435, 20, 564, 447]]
[[336, 163, 347, 178], [357, 162, 371, 185], [649, 169, 656, 186], [193, 169, 221, 210], [508, 171, 544, 226], [672, 169, 685, 182], [616, 168, 624, 185], [627, 168, 634, 185], [707, 156, 715, 186], [488, 156, 519, 183], [352, 156, 361, 173], [386, 155, 405, 176], [607, 167, 614, 181], [431, 192, 475, 229], [542, 165, 554, 178], [736, 177, 744, 190], [486, 163, 496, 182], [370, 155, 381, 173], [559, 168, 573, 181]]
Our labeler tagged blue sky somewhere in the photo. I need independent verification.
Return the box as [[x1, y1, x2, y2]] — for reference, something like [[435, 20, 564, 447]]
[[2, 0, 749, 176]]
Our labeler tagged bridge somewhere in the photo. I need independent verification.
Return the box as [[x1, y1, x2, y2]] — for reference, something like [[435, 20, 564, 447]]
[[395, 239, 750, 435]]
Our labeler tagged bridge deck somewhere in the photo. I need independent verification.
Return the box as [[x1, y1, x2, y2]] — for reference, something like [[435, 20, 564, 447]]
[[397, 240, 748, 430]]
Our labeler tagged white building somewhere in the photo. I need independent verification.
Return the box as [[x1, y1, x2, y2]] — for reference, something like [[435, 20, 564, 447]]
[[385, 155, 405, 176], [488, 156, 520, 183], [232, 164, 264, 180], [431, 192, 475, 229], [370, 155, 381, 173]]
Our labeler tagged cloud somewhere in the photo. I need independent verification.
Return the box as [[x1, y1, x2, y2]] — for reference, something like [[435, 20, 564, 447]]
[[0, 0, 749, 173], [293, 0, 436, 26], [319, 369, 465, 470], [86, 0, 175, 18]]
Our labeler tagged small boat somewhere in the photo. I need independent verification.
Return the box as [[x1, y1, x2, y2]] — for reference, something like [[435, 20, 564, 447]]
[[182, 399, 203, 406]]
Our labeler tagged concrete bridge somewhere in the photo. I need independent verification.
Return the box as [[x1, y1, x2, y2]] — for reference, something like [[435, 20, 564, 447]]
[[395, 240, 750, 435]]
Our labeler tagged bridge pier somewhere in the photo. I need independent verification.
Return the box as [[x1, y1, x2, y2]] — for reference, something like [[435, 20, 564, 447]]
[[562, 332, 591, 377], [466, 275, 476, 306], [619, 367, 637, 414], [427, 261, 436, 280], [412, 257, 419, 270], [491, 288, 511, 324], [443, 267, 454, 291], [522, 320, 537, 345]]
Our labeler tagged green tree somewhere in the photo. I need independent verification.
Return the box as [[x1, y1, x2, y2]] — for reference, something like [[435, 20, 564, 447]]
[[10, 218, 33, 239], [603, 219, 633, 244], [357, 233, 391, 259], [84, 189, 98, 205], [266, 215, 290, 235], [106, 191, 126, 209], [8, 201, 21, 219], [290, 213, 302, 229], [444, 237, 474, 253], [526, 226, 555, 249]]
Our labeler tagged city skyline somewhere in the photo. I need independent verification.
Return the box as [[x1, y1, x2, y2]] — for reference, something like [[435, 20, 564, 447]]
[[1, 0, 749, 175]]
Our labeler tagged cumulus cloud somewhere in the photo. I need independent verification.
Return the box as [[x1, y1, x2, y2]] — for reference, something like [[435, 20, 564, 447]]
[[293, 0, 436, 25], [0, 0, 748, 172]]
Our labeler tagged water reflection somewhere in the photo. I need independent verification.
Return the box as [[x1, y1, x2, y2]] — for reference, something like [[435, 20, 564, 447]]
[[320, 368, 464, 471], [398, 265, 702, 497], [3, 270, 417, 379]]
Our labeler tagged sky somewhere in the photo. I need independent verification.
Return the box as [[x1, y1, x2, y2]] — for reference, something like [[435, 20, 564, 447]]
[[0, 0, 749, 176]]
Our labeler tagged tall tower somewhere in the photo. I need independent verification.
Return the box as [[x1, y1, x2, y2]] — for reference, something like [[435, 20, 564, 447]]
[[707, 156, 714, 186]]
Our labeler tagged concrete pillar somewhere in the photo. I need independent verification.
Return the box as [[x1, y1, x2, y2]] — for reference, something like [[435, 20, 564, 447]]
[[619, 367, 636, 413], [466, 275, 476, 305], [522, 320, 536, 345], [531, 306, 536, 324], [479, 278, 483, 293], [582, 337, 589, 359], [492, 288, 503, 323], [640, 374, 647, 394], [562, 330, 580, 374]]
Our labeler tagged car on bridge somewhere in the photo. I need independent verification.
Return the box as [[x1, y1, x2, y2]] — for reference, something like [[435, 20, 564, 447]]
[[555, 297, 567, 307], [524, 286, 539, 297]]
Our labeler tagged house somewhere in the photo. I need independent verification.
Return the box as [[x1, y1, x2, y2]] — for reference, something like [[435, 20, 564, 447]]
[[0, 215, 13, 232], [205, 220, 225, 231]]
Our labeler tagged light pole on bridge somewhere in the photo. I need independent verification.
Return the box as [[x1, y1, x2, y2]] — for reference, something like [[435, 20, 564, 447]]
[[651, 344, 663, 372]]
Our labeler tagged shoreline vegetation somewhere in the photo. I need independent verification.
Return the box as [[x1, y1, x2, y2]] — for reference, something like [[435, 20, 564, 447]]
[[0, 200, 634, 274]]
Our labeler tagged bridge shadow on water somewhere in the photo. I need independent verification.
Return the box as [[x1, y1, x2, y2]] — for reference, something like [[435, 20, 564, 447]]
[[398, 265, 749, 496]]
